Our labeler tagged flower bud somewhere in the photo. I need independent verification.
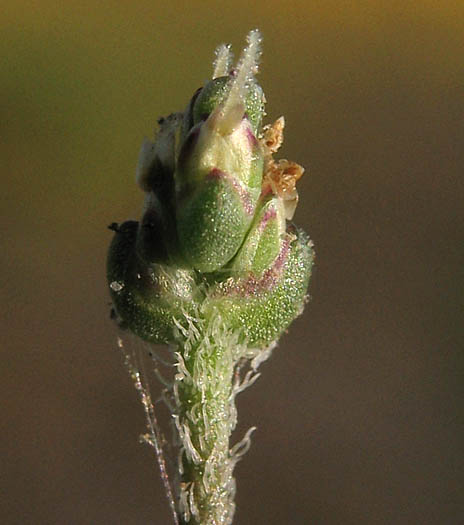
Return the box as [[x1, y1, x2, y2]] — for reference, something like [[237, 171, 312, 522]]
[[174, 31, 265, 273]]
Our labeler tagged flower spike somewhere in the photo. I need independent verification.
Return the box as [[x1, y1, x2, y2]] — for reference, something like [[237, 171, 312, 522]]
[[107, 31, 314, 525]]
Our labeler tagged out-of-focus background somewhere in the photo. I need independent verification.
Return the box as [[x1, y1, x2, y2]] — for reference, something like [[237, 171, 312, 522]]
[[2, 1, 463, 523]]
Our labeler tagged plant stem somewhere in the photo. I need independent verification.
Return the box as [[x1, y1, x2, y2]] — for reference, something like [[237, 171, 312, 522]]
[[173, 314, 251, 525]]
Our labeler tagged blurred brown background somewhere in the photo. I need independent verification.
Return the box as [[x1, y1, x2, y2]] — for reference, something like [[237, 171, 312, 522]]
[[1, 1, 463, 523]]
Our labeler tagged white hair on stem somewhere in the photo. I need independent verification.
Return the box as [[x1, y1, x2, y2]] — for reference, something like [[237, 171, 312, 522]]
[[230, 426, 257, 461]]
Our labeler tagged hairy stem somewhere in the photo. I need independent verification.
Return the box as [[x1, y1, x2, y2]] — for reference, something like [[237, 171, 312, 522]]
[[173, 314, 253, 524]]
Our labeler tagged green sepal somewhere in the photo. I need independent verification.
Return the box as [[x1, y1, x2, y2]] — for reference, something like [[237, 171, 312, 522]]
[[176, 172, 254, 273], [229, 194, 285, 276]]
